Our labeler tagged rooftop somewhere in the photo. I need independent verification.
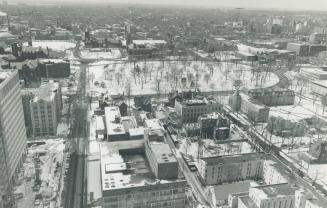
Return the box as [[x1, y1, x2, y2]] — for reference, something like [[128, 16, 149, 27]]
[[252, 183, 297, 199], [239, 196, 258, 208], [150, 143, 177, 164], [144, 119, 163, 130], [100, 141, 182, 191], [33, 81, 60, 102], [201, 152, 266, 166]]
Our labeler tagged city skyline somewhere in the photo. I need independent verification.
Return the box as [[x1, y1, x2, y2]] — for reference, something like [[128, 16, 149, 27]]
[[10, 0, 327, 11]]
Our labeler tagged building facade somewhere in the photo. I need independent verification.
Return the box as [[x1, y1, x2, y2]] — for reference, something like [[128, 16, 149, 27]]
[[0, 70, 27, 206], [198, 153, 265, 185], [175, 97, 222, 123], [30, 82, 62, 136]]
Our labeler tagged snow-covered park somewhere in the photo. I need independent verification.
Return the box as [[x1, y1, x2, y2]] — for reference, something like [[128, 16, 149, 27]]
[[86, 60, 279, 96]]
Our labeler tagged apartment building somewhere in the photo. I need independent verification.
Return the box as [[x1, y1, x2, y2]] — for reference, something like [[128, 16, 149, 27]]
[[30, 81, 62, 136], [238, 183, 297, 208], [0, 70, 27, 205], [175, 96, 222, 123], [198, 153, 265, 185]]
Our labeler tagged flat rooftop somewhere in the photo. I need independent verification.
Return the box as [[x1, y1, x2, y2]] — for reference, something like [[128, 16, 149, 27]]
[[33, 82, 59, 102], [150, 142, 177, 164], [253, 183, 297, 199], [144, 119, 163, 130], [201, 152, 266, 166], [100, 141, 183, 191]]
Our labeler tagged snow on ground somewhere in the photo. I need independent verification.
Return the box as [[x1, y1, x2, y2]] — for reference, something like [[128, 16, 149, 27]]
[[307, 164, 327, 190], [31, 40, 76, 51], [80, 48, 122, 59], [86, 60, 279, 96], [269, 100, 318, 122]]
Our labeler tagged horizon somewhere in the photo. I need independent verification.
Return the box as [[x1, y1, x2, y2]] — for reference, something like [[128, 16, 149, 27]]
[[7, 0, 327, 12]]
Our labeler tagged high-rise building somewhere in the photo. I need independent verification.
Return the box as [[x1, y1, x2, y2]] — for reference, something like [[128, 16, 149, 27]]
[[29, 81, 62, 137], [0, 70, 27, 205]]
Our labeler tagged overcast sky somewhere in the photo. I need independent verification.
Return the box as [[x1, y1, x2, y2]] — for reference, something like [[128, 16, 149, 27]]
[[19, 0, 327, 11]]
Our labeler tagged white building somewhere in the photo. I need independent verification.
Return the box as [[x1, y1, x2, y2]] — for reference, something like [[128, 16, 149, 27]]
[[0, 70, 27, 204], [238, 183, 297, 208], [30, 81, 62, 136]]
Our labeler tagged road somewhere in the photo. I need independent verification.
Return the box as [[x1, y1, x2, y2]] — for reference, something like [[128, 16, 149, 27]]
[[64, 42, 88, 208], [165, 133, 211, 207]]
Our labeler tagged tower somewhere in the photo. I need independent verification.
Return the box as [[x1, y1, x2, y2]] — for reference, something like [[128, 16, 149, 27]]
[[0, 70, 27, 207], [229, 79, 242, 111]]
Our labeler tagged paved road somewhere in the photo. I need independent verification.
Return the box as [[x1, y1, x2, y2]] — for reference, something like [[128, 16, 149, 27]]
[[64, 42, 88, 208], [165, 133, 211, 207]]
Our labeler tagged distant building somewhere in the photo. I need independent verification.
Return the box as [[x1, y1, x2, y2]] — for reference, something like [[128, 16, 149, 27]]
[[287, 43, 309, 56], [245, 88, 295, 106], [309, 33, 327, 44], [38, 59, 70, 78], [29, 81, 62, 137], [175, 96, 222, 123], [197, 112, 230, 139], [0, 70, 27, 206], [239, 93, 270, 123], [236, 51, 258, 62], [299, 67, 327, 81]]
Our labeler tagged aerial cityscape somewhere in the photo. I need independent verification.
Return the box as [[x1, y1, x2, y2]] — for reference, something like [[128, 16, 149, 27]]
[[1, 1, 327, 208]]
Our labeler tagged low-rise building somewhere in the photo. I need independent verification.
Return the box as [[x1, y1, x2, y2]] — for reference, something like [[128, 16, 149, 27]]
[[38, 59, 70, 78], [198, 153, 265, 185], [246, 88, 295, 106], [239, 93, 269, 123], [175, 96, 222, 123], [299, 67, 327, 81], [238, 183, 297, 208], [145, 129, 178, 179], [100, 140, 187, 208], [287, 43, 309, 56]]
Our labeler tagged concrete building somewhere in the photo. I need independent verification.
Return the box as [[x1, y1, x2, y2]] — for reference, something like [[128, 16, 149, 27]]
[[100, 140, 187, 208], [239, 93, 270, 123], [199, 153, 290, 186], [145, 129, 179, 179], [287, 43, 309, 56], [262, 160, 289, 185], [30, 81, 62, 136], [198, 153, 265, 185], [311, 80, 327, 95], [21, 88, 38, 137], [246, 88, 295, 106], [0, 70, 27, 206], [175, 96, 222, 123], [299, 67, 327, 81], [238, 183, 297, 208], [38, 59, 70, 78], [104, 106, 145, 141]]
